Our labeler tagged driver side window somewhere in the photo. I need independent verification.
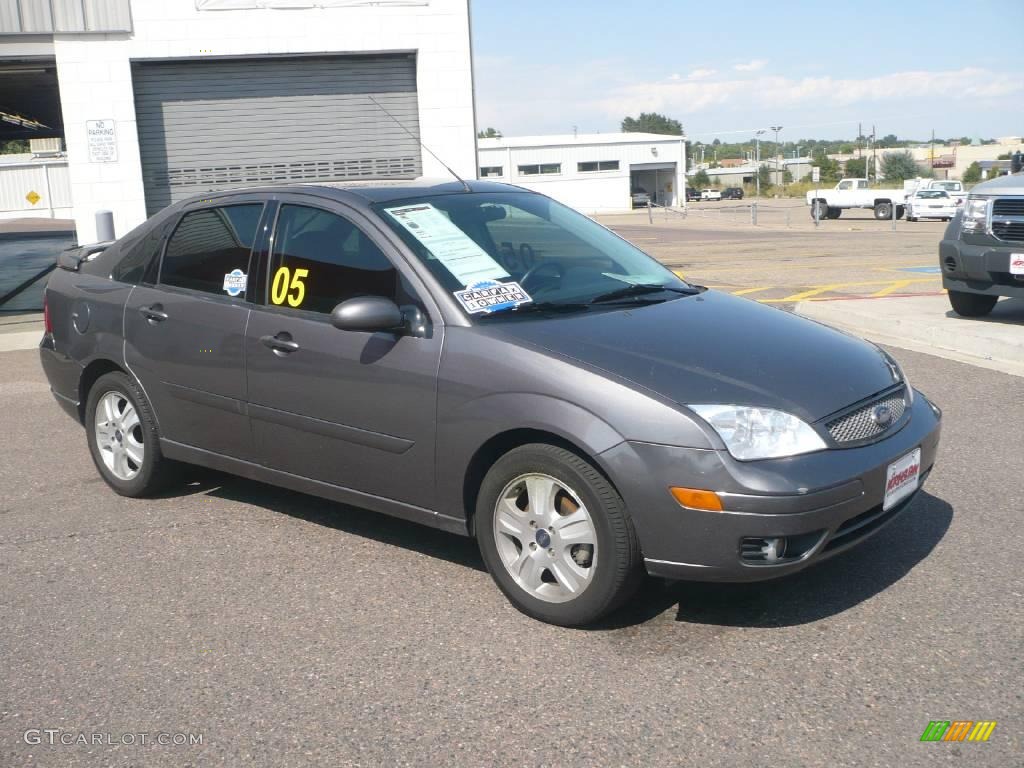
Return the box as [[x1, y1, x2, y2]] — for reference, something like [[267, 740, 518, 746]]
[[269, 205, 398, 315]]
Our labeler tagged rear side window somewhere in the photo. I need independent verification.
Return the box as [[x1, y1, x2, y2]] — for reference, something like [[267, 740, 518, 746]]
[[159, 204, 263, 297], [268, 205, 398, 315]]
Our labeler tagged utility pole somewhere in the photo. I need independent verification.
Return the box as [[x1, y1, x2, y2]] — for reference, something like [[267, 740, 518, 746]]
[[871, 124, 876, 184], [754, 129, 766, 197], [771, 125, 783, 189]]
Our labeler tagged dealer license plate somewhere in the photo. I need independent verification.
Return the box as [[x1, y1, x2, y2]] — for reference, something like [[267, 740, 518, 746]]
[[1010, 253, 1024, 276], [884, 448, 921, 511]]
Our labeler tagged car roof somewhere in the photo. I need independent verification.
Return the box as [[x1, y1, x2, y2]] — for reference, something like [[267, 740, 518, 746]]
[[175, 178, 527, 208]]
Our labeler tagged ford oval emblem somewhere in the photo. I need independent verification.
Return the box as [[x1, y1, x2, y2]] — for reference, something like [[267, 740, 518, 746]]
[[872, 405, 893, 427]]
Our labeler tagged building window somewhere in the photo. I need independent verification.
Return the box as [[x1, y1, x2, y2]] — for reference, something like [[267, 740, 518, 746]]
[[480, 166, 504, 178], [578, 161, 620, 173], [518, 164, 561, 176]]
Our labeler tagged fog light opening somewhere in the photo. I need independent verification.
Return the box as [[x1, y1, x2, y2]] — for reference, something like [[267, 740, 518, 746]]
[[740, 536, 787, 563]]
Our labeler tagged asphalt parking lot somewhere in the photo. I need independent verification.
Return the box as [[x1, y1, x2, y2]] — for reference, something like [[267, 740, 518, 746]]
[[2, 214, 1022, 766]]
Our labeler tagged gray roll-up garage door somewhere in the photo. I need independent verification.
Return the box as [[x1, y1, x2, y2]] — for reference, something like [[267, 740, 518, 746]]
[[132, 54, 422, 215]]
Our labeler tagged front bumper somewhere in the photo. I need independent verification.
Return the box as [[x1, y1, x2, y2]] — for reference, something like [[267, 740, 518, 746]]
[[940, 237, 1024, 299], [600, 391, 942, 582]]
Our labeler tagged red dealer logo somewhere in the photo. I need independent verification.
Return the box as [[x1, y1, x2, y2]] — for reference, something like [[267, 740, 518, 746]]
[[887, 461, 920, 492]]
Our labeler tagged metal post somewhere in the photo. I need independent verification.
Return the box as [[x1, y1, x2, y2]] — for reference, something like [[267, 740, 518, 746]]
[[647, 201, 652, 224], [96, 211, 116, 242], [786, 209, 791, 228], [42, 163, 54, 219], [892, 197, 897, 232], [814, 183, 820, 228], [751, 202, 757, 226]]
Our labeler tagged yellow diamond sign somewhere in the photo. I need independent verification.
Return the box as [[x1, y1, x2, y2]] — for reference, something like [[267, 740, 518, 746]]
[[26, 191, 41, 206]]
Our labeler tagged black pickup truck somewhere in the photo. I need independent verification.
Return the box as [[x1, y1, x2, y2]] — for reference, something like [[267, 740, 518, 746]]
[[940, 158, 1024, 317]]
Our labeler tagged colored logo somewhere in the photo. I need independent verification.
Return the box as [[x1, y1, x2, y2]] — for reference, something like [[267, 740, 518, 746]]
[[222, 269, 247, 297], [920, 721, 997, 742], [871, 404, 893, 427]]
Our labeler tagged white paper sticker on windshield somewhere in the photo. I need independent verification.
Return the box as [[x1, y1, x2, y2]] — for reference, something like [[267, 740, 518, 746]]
[[222, 269, 247, 297], [385, 203, 510, 285], [454, 280, 533, 314], [602, 272, 670, 286]]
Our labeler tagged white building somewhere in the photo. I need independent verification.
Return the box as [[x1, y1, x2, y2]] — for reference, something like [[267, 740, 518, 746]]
[[0, 0, 476, 242], [478, 133, 688, 213]]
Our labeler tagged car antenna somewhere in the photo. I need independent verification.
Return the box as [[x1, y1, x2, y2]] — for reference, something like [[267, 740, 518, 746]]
[[368, 95, 472, 192]]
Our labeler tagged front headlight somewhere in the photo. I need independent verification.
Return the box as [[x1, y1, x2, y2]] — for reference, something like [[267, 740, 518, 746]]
[[961, 197, 990, 234], [688, 405, 827, 461]]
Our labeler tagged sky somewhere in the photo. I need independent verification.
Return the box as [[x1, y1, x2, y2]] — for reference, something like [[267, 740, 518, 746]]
[[471, 0, 1024, 142]]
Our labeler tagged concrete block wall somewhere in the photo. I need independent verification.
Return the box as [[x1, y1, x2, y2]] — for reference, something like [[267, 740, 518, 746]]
[[53, 0, 475, 243]]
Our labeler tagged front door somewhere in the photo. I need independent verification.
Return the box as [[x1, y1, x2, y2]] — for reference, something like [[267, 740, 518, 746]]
[[124, 202, 265, 461], [245, 201, 443, 509]]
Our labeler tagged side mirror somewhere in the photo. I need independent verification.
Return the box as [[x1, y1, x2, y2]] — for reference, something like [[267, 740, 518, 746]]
[[330, 296, 404, 334]]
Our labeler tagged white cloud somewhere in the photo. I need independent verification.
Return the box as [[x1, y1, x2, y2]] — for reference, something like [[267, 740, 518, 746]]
[[734, 59, 767, 72], [687, 68, 717, 80], [596, 67, 1024, 119]]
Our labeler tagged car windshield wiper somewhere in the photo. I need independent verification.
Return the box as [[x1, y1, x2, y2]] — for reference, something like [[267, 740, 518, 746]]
[[588, 283, 697, 305], [477, 301, 591, 318]]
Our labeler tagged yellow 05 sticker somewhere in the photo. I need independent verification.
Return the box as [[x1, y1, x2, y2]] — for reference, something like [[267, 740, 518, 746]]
[[271, 266, 309, 308]]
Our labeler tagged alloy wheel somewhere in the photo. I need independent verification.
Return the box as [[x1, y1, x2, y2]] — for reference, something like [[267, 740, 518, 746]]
[[492, 473, 598, 603], [94, 391, 144, 481]]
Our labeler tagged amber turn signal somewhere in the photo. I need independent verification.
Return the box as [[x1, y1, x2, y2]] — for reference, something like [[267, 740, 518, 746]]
[[670, 487, 723, 512]]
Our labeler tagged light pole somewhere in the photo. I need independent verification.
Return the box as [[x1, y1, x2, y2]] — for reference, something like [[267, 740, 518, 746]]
[[770, 125, 783, 189], [754, 129, 766, 197]]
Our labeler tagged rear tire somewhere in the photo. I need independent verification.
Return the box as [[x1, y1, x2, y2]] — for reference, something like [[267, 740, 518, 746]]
[[896, 205, 905, 220], [85, 371, 178, 497], [874, 202, 893, 220], [948, 290, 998, 318], [476, 444, 642, 626]]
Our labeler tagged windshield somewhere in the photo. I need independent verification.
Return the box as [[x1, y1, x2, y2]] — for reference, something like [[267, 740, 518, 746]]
[[374, 191, 691, 318], [917, 190, 949, 199]]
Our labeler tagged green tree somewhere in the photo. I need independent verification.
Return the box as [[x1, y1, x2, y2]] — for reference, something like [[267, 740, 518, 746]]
[[962, 161, 982, 184], [878, 134, 899, 148], [756, 164, 773, 192], [880, 150, 922, 182], [477, 127, 502, 139], [839, 143, 855, 154], [845, 157, 866, 177], [996, 152, 1012, 160], [1, 139, 29, 154], [621, 112, 683, 135], [691, 169, 710, 187], [810, 150, 841, 183]]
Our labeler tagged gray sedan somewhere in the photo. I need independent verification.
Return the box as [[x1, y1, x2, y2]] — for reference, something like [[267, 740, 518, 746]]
[[40, 180, 942, 626]]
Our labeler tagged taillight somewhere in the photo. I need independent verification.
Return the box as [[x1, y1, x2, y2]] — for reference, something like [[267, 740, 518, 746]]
[[43, 291, 53, 334]]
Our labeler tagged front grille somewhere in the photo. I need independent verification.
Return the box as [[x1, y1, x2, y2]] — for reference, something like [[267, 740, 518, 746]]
[[992, 197, 1024, 242], [992, 221, 1024, 242], [992, 198, 1024, 217], [825, 389, 907, 445]]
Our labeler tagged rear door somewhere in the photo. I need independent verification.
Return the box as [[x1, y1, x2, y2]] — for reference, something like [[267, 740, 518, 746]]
[[125, 200, 267, 461], [244, 199, 443, 509]]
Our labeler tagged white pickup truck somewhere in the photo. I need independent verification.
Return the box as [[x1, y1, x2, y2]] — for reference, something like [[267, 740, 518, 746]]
[[905, 178, 966, 205], [806, 178, 909, 220]]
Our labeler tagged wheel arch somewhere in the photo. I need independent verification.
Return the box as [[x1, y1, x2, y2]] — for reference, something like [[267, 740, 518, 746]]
[[461, 428, 618, 537], [78, 358, 128, 423]]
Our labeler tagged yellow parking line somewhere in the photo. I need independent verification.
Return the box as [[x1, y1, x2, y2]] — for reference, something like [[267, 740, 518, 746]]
[[871, 280, 916, 297], [781, 284, 844, 302], [732, 286, 773, 296]]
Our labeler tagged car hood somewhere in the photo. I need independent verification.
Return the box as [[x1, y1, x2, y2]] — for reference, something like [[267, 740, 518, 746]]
[[487, 291, 902, 423]]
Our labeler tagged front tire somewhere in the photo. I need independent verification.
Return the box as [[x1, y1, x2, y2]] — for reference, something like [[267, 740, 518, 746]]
[[826, 207, 842, 219], [476, 444, 642, 626], [85, 371, 178, 497], [874, 202, 893, 220], [948, 290, 998, 318], [811, 200, 828, 220]]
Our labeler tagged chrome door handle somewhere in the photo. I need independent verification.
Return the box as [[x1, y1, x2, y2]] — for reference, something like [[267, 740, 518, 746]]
[[260, 333, 300, 355]]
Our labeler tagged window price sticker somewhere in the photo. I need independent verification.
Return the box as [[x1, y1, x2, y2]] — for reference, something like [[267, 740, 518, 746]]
[[453, 280, 533, 314]]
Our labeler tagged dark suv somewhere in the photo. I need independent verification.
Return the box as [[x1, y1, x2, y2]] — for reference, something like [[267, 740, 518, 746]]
[[940, 170, 1024, 316], [721, 187, 744, 200]]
